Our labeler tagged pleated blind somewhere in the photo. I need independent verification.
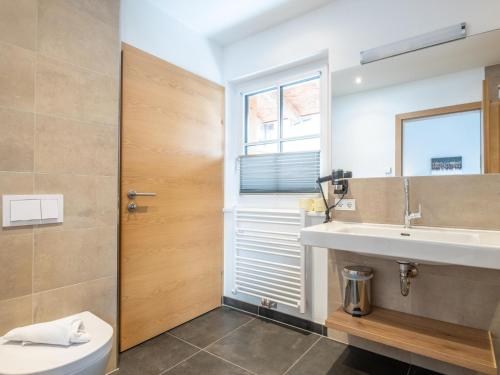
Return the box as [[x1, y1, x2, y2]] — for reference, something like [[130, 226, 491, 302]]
[[240, 151, 320, 193]]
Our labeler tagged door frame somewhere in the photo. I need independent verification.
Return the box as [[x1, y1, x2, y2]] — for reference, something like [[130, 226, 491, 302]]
[[395, 101, 482, 176]]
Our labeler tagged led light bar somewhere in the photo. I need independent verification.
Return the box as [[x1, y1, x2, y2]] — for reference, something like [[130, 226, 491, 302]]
[[360, 22, 466, 64]]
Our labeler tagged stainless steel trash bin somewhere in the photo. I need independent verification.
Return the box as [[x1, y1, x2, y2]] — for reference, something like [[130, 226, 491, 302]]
[[342, 265, 373, 316]]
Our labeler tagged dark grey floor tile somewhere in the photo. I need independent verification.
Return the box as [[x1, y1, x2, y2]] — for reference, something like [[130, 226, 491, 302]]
[[118, 333, 198, 375], [408, 366, 443, 375], [169, 307, 254, 348], [166, 351, 252, 375], [206, 318, 319, 375], [286, 338, 410, 375]]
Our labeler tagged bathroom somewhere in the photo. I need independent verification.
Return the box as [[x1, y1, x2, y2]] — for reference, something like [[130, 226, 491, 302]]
[[0, 0, 499, 374]]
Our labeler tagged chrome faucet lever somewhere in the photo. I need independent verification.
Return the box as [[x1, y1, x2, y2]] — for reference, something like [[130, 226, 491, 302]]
[[403, 178, 421, 230]]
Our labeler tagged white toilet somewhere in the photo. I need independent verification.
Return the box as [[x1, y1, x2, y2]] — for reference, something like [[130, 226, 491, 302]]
[[0, 312, 113, 375]]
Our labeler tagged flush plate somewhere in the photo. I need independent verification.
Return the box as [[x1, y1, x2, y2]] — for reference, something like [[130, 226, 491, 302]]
[[2, 194, 64, 227]]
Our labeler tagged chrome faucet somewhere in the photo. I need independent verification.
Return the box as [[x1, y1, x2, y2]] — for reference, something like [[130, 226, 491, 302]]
[[403, 178, 421, 230]]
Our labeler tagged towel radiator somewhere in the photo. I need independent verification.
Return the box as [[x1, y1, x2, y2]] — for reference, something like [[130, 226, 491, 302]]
[[233, 208, 306, 313]]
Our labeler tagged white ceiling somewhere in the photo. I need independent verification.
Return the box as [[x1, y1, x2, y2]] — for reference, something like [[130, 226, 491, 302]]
[[147, 0, 334, 46]]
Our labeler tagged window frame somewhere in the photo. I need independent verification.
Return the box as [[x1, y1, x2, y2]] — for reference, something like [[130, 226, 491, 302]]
[[230, 59, 331, 196], [242, 74, 322, 156]]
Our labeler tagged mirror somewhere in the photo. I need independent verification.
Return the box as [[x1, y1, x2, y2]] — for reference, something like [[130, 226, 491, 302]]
[[331, 28, 500, 178]]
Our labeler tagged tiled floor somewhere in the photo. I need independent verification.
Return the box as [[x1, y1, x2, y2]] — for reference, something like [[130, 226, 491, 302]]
[[117, 306, 442, 375]]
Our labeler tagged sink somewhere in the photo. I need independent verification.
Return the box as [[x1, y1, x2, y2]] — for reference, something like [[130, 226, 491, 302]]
[[300, 221, 500, 269]]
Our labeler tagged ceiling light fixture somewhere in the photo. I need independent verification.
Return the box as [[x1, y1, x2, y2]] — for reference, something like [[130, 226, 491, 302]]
[[360, 22, 466, 65], [355, 76, 363, 85]]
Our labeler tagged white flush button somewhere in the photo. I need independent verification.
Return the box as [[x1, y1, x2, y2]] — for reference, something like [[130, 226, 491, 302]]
[[41, 199, 59, 219], [10, 199, 41, 221]]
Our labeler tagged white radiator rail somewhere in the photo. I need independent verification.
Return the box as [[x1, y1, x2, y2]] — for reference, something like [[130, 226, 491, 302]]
[[233, 208, 306, 313]]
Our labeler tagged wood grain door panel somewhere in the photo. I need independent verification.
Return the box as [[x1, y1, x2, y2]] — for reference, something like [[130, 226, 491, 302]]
[[120, 43, 224, 351]]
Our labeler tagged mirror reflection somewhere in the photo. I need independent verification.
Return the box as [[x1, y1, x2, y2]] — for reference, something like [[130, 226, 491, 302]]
[[332, 28, 500, 178]]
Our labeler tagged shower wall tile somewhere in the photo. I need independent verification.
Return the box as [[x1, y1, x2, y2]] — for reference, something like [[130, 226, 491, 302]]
[[0, 42, 35, 112], [0, 0, 36, 50]]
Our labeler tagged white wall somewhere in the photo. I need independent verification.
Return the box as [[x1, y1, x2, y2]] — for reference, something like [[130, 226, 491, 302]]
[[332, 68, 484, 178], [121, 0, 223, 84], [223, 0, 500, 81]]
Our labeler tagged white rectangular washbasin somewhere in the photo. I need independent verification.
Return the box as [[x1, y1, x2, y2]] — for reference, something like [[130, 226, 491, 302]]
[[300, 221, 500, 270]]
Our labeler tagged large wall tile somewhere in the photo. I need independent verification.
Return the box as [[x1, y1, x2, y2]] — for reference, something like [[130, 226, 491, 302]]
[[95, 176, 118, 226], [33, 276, 117, 326], [35, 173, 97, 229], [34, 226, 116, 292], [0, 295, 32, 336], [410, 174, 500, 230], [36, 55, 118, 125], [409, 352, 474, 375], [0, 0, 36, 50], [35, 114, 117, 176], [329, 174, 500, 230], [410, 274, 463, 325], [67, 0, 119, 28], [94, 132, 119, 177], [0, 108, 34, 172], [0, 234, 33, 300], [329, 177, 403, 224], [0, 42, 35, 112], [38, 0, 119, 77], [458, 279, 500, 331], [0, 172, 34, 236]]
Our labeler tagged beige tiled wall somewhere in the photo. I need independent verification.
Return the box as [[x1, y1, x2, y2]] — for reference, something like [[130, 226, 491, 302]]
[[0, 0, 120, 371], [327, 175, 500, 374]]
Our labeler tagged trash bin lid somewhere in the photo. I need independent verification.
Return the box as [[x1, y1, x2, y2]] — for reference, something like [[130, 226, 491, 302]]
[[342, 265, 373, 278]]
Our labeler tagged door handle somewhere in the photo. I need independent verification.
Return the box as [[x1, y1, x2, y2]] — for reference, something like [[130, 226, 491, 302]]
[[127, 190, 157, 199]]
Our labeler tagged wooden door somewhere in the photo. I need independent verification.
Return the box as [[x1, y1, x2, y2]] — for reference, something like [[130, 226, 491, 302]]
[[120, 43, 224, 351]]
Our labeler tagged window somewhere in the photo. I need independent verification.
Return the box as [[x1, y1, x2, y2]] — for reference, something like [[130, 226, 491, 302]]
[[244, 76, 321, 155], [240, 74, 323, 194]]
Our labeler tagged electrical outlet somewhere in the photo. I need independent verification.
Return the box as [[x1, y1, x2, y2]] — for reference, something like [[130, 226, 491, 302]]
[[334, 198, 356, 211]]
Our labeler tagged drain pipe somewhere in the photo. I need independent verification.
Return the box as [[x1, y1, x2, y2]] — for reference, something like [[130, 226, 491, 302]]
[[398, 261, 418, 296]]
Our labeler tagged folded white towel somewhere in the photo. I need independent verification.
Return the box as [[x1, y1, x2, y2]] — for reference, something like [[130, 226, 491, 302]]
[[1, 315, 91, 346]]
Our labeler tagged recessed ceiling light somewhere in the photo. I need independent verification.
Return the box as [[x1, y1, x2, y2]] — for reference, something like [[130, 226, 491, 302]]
[[355, 76, 363, 85]]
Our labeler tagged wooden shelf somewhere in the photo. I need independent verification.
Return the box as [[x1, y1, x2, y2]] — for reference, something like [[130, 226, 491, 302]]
[[326, 307, 497, 375]]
